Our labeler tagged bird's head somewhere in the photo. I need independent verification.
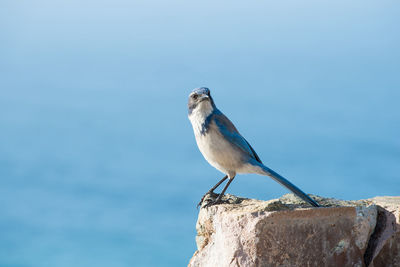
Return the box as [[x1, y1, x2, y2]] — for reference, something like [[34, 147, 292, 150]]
[[188, 87, 215, 116]]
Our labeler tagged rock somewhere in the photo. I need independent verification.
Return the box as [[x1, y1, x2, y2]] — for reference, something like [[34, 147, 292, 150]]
[[188, 194, 400, 267], [367, 197, 400, 267]]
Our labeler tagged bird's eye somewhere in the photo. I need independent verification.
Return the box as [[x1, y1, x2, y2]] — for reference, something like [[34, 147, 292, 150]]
[[192, 94, 198, 100]]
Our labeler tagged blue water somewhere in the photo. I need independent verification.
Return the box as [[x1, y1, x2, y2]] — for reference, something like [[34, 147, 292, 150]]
[[1, 1, 399, 266]]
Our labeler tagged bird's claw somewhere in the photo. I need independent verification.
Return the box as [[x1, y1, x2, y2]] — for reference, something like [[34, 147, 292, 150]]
[[197, 196, 206, 209], [197, 192, 220, 209], [202, 198, 223, 208]]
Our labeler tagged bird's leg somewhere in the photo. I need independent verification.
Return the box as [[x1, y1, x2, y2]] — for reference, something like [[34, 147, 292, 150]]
[[197, 175, 228, 208], [203, 176, 235, 208]]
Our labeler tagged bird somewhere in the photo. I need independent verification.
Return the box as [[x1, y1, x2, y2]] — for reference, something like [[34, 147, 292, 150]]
[[187, 87, 320, 208]]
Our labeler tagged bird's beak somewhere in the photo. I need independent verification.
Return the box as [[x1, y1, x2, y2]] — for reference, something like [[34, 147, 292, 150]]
[[199, 95, 209, 102]]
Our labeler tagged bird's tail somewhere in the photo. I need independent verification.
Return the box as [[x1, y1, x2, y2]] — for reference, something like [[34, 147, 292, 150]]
[[260, 165, 320, 207]]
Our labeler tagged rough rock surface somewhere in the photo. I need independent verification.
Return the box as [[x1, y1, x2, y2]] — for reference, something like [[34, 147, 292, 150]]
[[368, 197, 400, 267], [188, 194, 400, 267]]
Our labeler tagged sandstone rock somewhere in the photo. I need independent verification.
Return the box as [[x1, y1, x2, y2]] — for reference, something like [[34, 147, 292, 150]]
[[188, 194, 399, 267]]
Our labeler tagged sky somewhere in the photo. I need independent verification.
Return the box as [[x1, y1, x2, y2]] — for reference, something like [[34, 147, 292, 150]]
[[0, 1, 399, 266]]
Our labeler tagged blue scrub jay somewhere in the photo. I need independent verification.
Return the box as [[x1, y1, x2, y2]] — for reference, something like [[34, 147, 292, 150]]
[[188, 87, 319, 208]]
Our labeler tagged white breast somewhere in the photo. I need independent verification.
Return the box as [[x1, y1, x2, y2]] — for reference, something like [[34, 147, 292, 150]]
[[189, 103, 244, 176], [188, 101, 214, 136]]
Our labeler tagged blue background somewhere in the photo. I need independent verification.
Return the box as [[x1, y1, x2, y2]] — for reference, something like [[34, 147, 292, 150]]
[[1, 1, 399, 266]]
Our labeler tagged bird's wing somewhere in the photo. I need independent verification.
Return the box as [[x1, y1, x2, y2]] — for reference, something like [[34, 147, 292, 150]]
[[212, 111, 262, 164]]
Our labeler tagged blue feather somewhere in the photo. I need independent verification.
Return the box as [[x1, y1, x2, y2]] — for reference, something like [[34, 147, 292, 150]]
[[212, 110, 260, 162]]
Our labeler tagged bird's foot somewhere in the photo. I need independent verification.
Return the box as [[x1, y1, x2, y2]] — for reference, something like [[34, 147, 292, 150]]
[[197, 191, 219, 209], [202, 196, 224, 208]]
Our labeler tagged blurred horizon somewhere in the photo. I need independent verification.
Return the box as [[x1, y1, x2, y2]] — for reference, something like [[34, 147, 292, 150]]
[[1, 1, 399, 266]]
